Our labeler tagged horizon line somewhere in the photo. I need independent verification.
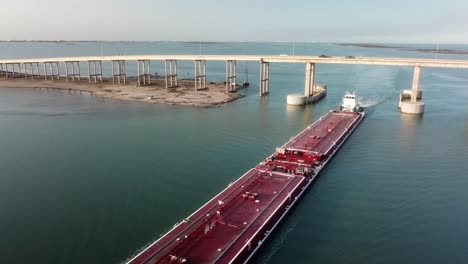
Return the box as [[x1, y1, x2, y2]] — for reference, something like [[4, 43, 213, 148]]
[[1, 40, 467, 45]]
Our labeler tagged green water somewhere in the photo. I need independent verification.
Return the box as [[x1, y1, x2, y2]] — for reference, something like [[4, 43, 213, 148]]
[[0, 42, 467, 264]]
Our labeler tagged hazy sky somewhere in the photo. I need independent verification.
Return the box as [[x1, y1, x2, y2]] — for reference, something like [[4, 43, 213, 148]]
[[1, 0, 467, 43]]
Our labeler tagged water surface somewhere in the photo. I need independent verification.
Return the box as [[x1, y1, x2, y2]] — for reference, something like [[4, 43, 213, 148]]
[[0, 42, 467, 264]]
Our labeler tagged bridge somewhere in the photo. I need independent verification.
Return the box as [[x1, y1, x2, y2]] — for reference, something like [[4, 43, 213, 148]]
[[1, 55, 468, 113]]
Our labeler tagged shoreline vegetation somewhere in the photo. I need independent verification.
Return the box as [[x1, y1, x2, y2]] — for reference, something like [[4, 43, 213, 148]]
[[0, 75, 244, 107], [338, 43, 468, 55]]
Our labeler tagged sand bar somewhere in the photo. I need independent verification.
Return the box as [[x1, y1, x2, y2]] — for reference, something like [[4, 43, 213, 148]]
[[0, 75, 244, 107]]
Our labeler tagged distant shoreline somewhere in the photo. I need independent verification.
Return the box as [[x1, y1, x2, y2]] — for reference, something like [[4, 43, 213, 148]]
[[337, 43, 468, 55], [2, 40, 468, 56], [338, 43, 404, 49], [1, 40, 468, 55], [0, 40, 229, 44]]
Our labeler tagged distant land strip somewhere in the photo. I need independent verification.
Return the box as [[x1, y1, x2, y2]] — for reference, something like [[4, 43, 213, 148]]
[[1, 40, 468, 55], [338, 43, 468, 55]]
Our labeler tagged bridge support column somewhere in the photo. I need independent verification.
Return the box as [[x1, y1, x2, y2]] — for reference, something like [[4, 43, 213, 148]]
[[226, 60, 236, 93], [22, 64, 27, 79], [23, 63, 29, 79], [5, 63, 13, 78], [35, 62, 41, 79], [44, 62, 60, 80], [87, 60, 103, 83], [411, 65, 420, 102], [399, 65, 424, 114], [17, 63, 22, 77], [259, 61, 269, 96], [304, 62, 315, 97], [164, 59, 178, 88], [65, 61, 81, 81], [14, 63, 21, 78], [11, 63, 21, 78], [8, 63, 21, 78], [137, 60, 151, 86], [111, 60, 126, 84], [23, 62, 40, 79], [194, 60, 206, 91], [4, 63, 10, 78], [5, 63, 10, 78]]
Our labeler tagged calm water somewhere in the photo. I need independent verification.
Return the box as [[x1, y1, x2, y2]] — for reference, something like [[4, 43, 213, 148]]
[[1, 42, 468, 264]]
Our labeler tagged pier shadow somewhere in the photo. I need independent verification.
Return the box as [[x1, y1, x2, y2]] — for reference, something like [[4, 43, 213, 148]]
[[398, 113, 424, 154], [285, 104, 314, 129], [256, 96, 270, 132]]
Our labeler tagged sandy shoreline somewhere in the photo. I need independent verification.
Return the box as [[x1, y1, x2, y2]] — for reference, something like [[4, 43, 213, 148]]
[[0, 76, 245, 107]]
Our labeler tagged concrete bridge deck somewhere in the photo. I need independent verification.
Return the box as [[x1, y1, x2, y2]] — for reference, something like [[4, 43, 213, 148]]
[[2, 55, 468, 68]]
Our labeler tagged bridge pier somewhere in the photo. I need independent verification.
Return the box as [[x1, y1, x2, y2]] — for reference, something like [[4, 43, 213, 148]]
[[411, 65, 421, 102], [5, 63, 10, 78], [288, 62, 327, 105], [137, 60, 151, 86], [22, 64, 27, 79], [164, 59, 178, 88], [399, 65, 424, 114], [23, 63, 29, 79], [16, 63, 22, 77], [259, 61, 269, 96], [304, 62, 315, 97], [7, 63, 21, 78], [112, 60, 127, 84], [226, 60, 236, 93], [23, 62, 40, 79], [194, 60, 207, 91], [285, 62, 315, 105], [4, 63, 10, 78], [65, 61, 80, 81], [87, 60, 103, 83], [44, 62, 60, 80]]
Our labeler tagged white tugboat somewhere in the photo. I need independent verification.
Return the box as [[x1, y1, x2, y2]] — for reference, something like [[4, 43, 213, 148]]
[[340, 91, 363, 112]]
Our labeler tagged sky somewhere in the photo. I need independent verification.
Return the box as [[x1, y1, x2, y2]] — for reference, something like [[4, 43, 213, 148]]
[[0, 0, 467, 43]]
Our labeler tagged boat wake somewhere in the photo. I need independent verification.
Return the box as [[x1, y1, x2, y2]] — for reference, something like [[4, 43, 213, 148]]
[[349, 65, 402, 109], [358, 97, 386, 108], [257, 222, 297, 264]]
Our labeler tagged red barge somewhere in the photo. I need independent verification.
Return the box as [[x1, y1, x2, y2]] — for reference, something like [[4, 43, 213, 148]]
[[126, 92, 365, 264]]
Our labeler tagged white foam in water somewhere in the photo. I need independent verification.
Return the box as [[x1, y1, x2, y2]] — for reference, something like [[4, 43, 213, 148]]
[[346, 65, 401, 109], [359, 97, 386, 108], [352, 87, 389, 108]]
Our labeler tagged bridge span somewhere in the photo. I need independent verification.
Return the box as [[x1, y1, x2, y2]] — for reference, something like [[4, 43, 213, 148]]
[[1, 55, 468, 112]]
